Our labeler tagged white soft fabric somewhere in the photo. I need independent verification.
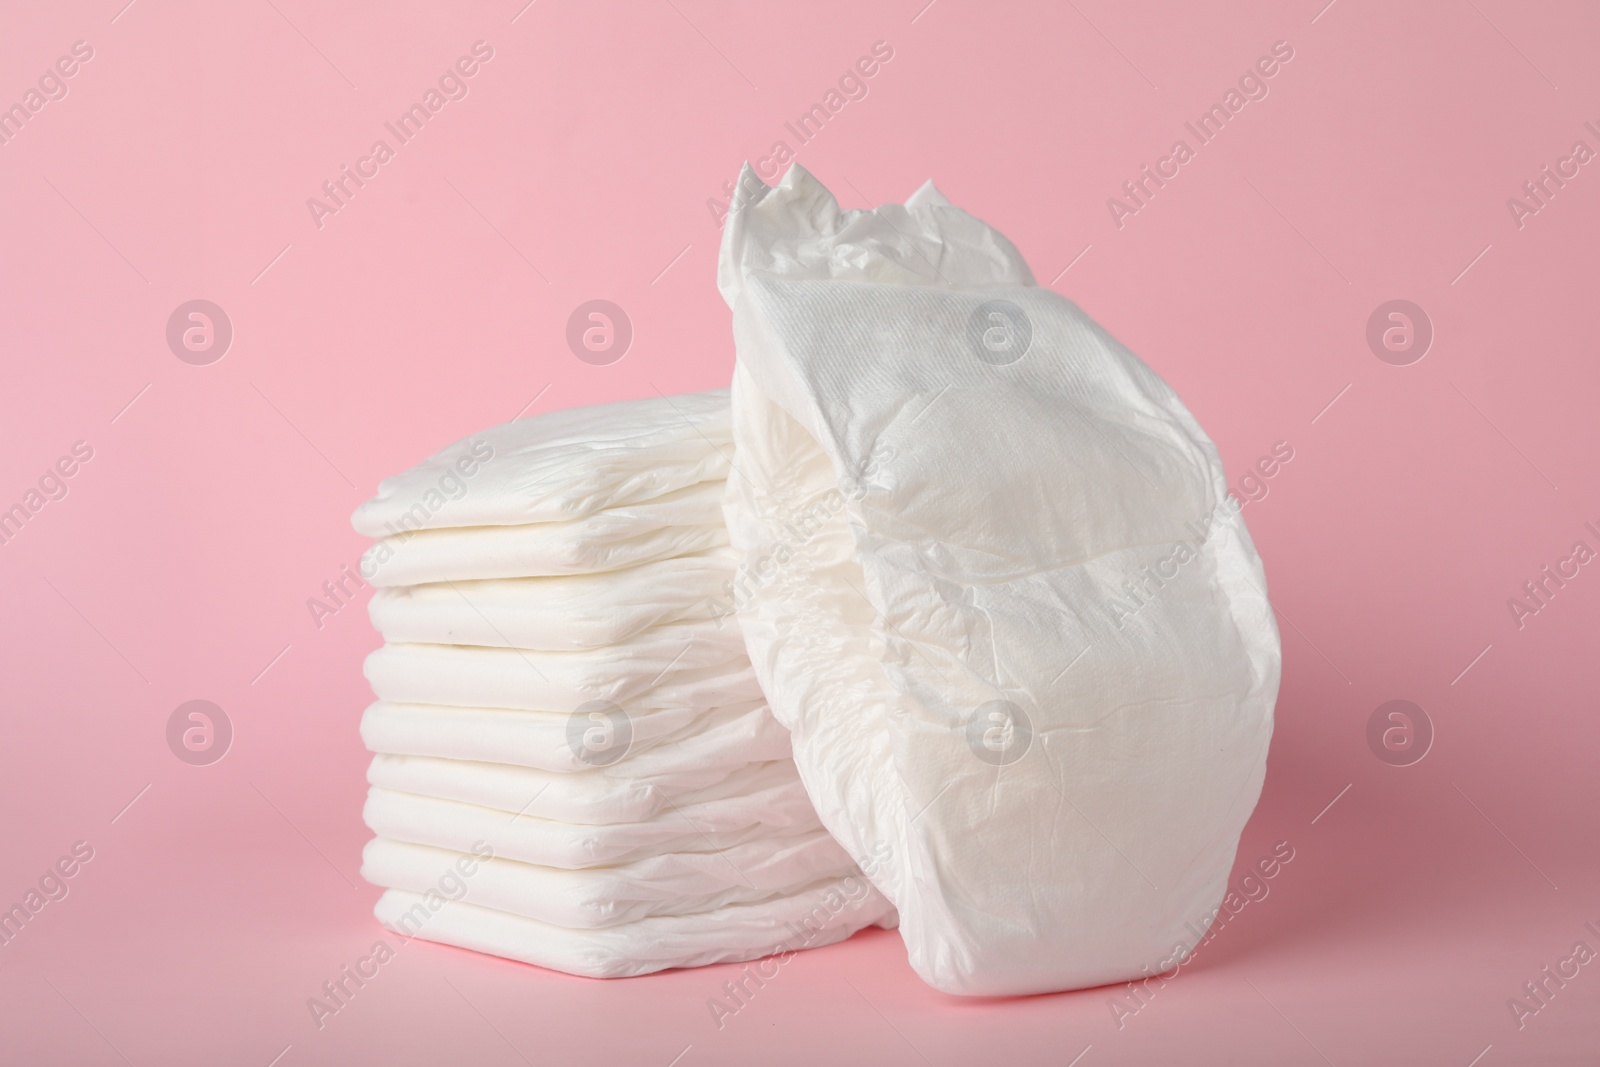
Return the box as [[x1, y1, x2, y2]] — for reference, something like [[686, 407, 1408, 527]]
[[367, 551, 733, 650], [363, 624, 758, 712], [360, 699, 791, 774], [374, 873, 894, 978], [359, 495, 728, 587], [363, 784, 822, 869], [720, 164, 1280, 995], [367, 753, 801, 825], [352, 391, 731, 534], [362, 834, 861, 928]]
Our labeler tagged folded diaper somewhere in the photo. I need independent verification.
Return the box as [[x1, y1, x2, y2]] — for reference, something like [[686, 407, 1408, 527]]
[[352, 390, 732, 534], [360, 699, 792, 774], [363, 784, 822, 869], [362, 834, 865, 928], [368, 753, 803, 824], [359, 499, 729, 587], [720, 165, 1280, 995], [367, 551, 732, 650], [363, 625, 758, 713], [375, 871, 894, 978]]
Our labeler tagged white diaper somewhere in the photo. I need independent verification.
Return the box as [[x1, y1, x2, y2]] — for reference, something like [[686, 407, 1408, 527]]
[[362, 623, 758, 712], [360, 699, 792, 775], [363, 784, 823, 869], [366, 753, 801, 825], [367, 551, 734, 650], [361, 835, 865, 929], [374, 873, 894, 978], [719, 164, 1280, 995], [352, 390, 732, 534], [359, 496, 728, 587]]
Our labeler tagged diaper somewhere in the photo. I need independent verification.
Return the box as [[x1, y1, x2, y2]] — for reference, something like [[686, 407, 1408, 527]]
[[719, 164, 1280, 995], [366, 753, 800, 825], [375, 873, 894, 978], [359, 493, 728, 587], [363, 784, 823, 869], [362, 624, 759, 712], [367, 551, 734, 650], [352, 390, 732, 533], [360, 700, 792, 776], [361, 834, 865, 929]]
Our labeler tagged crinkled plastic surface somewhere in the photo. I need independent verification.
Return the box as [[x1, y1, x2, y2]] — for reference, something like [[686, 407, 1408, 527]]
[[719, 164, 1280, 995]]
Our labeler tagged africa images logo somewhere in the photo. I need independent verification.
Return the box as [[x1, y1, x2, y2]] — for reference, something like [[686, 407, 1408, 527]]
[[1106, 40, 1295, 229], [305, 42, 495, 230]]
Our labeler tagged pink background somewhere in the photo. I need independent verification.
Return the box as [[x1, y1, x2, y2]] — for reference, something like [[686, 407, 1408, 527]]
[[2, 0, 1597, 1063]]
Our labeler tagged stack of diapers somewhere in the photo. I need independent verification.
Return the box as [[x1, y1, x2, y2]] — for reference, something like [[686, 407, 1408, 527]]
[[350, 390, 893, 978], [718, 164, 1281, 995]]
